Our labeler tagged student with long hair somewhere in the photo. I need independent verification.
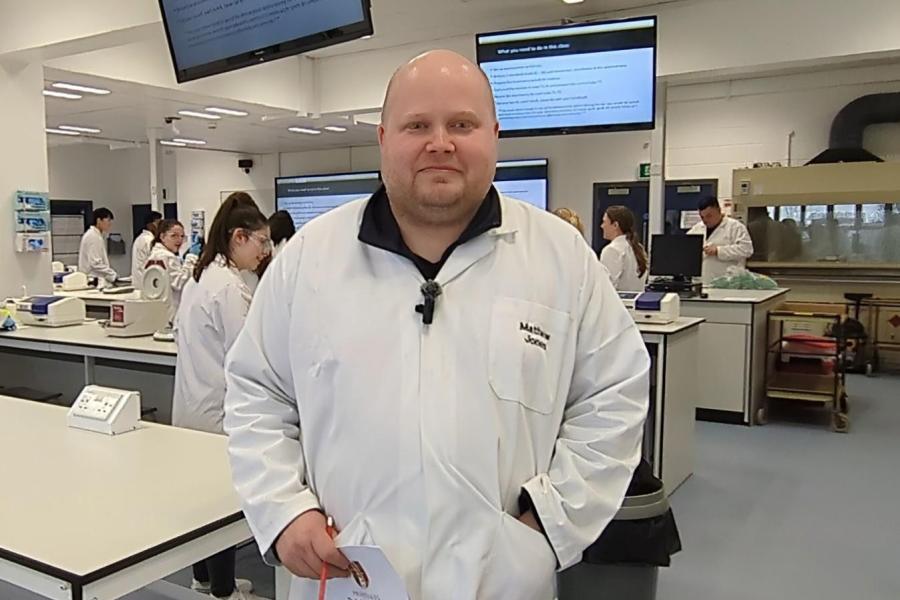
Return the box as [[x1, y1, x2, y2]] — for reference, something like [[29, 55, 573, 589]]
[[173, 192, 271, 600], [143, 218, 196, 320], [599, 205, 649, 291]]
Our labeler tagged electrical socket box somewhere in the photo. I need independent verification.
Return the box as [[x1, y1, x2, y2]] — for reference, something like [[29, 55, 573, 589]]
[[67, 385, 141, 435]]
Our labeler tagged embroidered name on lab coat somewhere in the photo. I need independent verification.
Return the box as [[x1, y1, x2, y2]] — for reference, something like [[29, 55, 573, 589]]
[[520, 321, 551, 350]]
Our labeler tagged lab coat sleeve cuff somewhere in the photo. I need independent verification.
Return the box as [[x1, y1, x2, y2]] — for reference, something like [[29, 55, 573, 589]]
[[255, 488, 322, 566], [522, 474, 582, 570]]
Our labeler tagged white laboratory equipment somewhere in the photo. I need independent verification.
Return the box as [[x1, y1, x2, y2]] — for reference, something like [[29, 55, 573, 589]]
[[103, 264, 169, 337], [59, 271, 90, 291], [618, 291, 681, 325], [105, 300, 169, 337], [67, 385, 140, 435], [15, 296, 86, 327]]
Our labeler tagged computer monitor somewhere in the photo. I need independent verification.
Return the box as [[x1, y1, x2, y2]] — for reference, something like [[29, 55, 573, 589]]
[[275, 171, 381, 229], [649, 234, 703, 279]]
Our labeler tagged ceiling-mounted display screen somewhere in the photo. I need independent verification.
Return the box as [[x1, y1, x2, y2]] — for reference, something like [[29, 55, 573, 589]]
[[158, 0, 373, 82], [493, 159, 549, 210], [275, 172, 381, 228], [476, 16, 657, 138]]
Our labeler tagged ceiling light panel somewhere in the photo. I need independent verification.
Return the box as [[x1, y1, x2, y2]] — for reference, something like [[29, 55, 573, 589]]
[[178, 110, 221, 120], [205, 107, 249, 116], [288, 127, 322, 135], [43, 90, 82, 100], [57, 125, 102, 134]]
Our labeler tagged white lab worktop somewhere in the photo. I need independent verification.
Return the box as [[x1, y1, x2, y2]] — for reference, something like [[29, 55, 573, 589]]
[[0, 396, 249, 600], [683, 288, 788, 304], [54, 289, 142, 305], [680, 288, 790, 424], [636, 317, 705, 337], [0, 322, 175, 365]]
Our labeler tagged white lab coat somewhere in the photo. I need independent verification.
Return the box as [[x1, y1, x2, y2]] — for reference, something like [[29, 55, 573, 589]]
[[78, 226, 117, 283], [223, 195, 650, 600], [599, 235, 647, 291], [144, 244, 197, 319], [688, 216, 754, 283], [173, 255, 254, 435], [131, 229, 154, 286]]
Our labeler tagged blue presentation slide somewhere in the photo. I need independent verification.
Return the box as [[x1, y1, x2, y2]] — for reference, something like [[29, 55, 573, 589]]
[[162, 0, 365, 69], [279, 193, 367, 228], [494, 179, 547, 210], [482, 47, 654, 131]]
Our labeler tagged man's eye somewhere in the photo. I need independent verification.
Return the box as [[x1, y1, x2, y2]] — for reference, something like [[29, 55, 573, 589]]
[[406, 122, 425, 130], [452, 121, 474, 130]]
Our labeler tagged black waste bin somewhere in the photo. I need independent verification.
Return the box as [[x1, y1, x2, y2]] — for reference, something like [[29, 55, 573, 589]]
[[557, 460, 682, 600]]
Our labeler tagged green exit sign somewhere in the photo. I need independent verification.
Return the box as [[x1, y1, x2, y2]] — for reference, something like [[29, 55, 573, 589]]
[[639, 163, 651, 178]]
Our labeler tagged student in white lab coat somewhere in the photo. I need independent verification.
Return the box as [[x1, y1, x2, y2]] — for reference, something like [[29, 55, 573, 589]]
[[173, 193, 271, 600], [599, 205, 649, 291], [688, 196, 754, 283], [143, 219, 197, 320], [78, 207, 118, 284], [132, 210, 162, 286], [223, 50, 650, 600]]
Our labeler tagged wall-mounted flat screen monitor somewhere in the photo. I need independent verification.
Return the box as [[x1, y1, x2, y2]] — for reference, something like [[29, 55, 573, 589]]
[[275, 171, 381, 228], [158, 0, 373, 82], [493, 159, 549, 210], [476, 16, 657, 138]]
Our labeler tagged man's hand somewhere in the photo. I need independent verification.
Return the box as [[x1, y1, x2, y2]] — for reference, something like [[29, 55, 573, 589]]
[[703, 244, 719, 257], [274, 510, 350, 580], [518, 510, 542, 533]]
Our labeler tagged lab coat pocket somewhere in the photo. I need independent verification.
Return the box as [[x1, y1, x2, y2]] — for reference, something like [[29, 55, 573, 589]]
[[333, 512, 375, 547], [479, 513, 557, 600], [489, 297, 571, 415]]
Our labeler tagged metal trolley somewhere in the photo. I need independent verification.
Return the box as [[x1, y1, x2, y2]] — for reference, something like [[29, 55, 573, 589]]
[[763, 310, 849, 433]]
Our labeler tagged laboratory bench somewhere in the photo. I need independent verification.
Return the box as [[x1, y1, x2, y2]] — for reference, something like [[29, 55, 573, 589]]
[[0, 322, 176, 422], [679, 288, 790, 425], [0, 395, 250, 600], [637, 317, 704, 494]]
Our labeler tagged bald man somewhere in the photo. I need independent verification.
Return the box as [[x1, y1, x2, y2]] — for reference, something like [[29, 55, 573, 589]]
[[224, 50, 649, 600]]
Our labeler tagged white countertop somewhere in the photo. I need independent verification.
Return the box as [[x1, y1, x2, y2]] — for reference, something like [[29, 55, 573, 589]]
[[55, 288, 142, 305], [0, 321, 176, 357], [0, 396, 242, 576], [683, 288, 789, 304], [637, 317, 705, 335]]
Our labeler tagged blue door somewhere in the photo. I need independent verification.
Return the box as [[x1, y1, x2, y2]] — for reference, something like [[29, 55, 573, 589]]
[[592, 181, 650, 255], [664, 179, 718, 234]]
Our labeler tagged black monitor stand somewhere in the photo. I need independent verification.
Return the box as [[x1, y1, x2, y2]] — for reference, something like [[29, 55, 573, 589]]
[[647, 276, 703, 298]]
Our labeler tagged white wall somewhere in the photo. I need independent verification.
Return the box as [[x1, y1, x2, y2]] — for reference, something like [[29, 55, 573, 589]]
[[174, 149, 278, 235], [1, 61, 52, 299], [280, 62, 900, 245], [47, 143, 151, 274], [666, 63, 900, 193], [315, 0, 900, 114], [0, 0, 159, 56]]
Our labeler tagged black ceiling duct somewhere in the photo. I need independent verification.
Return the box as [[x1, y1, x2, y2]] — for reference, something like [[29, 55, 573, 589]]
[[807, 92, 900, 164]]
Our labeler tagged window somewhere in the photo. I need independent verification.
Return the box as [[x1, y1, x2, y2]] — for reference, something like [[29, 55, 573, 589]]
[[832, 204, 857, 227]]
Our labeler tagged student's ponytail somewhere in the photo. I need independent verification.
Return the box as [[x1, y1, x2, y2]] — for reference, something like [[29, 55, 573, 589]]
[[193, 192, 266, 282], [605, 205, 649, 277]]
